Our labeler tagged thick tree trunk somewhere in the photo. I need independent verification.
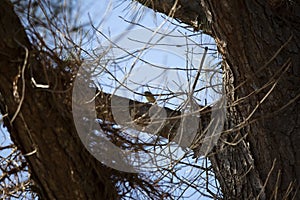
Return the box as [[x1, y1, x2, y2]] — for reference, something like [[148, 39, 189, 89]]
[[0, 1, 119, 199], [135, 0, 300, 199], [206, 1, 300, 199]]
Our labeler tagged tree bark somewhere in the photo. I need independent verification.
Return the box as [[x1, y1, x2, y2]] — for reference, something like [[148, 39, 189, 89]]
[[135, 0, 300, 199], [207, 1, 300, 199], [0, 1, 119, 199]]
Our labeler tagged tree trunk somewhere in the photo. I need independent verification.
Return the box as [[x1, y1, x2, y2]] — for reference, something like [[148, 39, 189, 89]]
[[207, 1, 300, 199], [135, 0, 300, 199], [0, 1, 119, 199]]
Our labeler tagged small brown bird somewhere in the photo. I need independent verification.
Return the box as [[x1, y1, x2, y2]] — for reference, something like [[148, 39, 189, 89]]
[[144, 91, 156, 103]]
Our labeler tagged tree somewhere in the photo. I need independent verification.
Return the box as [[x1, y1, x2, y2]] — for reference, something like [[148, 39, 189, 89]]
[[0, 0, 299, 199], [135, 0, 300, 199]]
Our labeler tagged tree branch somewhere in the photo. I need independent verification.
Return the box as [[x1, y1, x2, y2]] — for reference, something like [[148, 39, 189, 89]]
[[133, 0, 211, 33], [92, 91, 211, 144]]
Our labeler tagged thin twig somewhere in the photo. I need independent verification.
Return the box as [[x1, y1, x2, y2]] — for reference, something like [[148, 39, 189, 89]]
[[256, 159, 277, 200], [10, 40, 29, 124]]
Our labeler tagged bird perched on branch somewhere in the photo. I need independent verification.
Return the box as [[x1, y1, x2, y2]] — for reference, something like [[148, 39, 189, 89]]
[[144, 91, 156, 103]]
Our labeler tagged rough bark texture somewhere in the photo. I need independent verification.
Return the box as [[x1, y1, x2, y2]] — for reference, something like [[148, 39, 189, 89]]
[[206, 1, 300, 199], [0, 1, 119, 199], [135, 0, 300, 199]]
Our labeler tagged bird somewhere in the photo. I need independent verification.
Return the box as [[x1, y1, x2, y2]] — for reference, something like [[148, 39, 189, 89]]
[[144, 91, 156, 103]]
